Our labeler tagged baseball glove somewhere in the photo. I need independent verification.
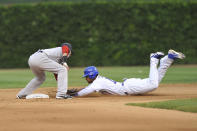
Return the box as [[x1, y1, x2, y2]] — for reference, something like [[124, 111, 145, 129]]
[[67, 88, 78, 96]]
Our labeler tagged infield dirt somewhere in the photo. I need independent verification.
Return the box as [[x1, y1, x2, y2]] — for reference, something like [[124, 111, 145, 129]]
[[0, 84, 197, 131]]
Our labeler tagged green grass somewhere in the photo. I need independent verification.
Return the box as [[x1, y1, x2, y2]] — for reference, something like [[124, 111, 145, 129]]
[[126, 98, 197, 113], [0, 65, 197, 89]]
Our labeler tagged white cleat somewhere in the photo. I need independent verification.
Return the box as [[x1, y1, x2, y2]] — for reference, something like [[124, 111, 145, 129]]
[[168, 49, 185, 59]]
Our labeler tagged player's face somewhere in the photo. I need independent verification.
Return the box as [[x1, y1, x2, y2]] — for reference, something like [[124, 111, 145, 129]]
[[85, 77, 94, 83]]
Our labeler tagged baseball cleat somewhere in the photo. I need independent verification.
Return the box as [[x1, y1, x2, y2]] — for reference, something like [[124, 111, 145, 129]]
[[150, 52, 164, 59], [168, 49, 185, 60], [56, 94, 72, 99], [16, 95, 26, 99]]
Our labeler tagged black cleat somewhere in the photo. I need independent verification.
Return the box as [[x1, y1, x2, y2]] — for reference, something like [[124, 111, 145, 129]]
[[16, 95, 26, 99], [56, 94, 72, 99]]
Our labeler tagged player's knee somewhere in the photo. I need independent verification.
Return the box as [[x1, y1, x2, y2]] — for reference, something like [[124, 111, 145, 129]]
[[58, 66, 68, 73], [36, 75, 46, 83], [152, 85, 158, 90], [150, 81, 159, 89]]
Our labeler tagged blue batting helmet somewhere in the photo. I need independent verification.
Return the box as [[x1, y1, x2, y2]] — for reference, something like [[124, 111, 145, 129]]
[[83, 66, 99, 79]]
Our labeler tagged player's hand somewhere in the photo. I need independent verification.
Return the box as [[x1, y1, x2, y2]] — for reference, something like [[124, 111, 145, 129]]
[[63, 63, 70, 70], [67, 88, 78, 96]]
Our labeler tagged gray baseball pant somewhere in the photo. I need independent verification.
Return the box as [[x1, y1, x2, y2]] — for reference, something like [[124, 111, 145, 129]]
[[17, 51, 68, 97]]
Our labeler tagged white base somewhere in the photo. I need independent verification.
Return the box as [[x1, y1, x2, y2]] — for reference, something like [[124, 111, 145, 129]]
[[26, 93, 49, 99]]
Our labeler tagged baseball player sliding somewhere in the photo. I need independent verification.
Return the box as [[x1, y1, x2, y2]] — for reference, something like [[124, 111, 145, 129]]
[[17, 43, 72, 99], [68, 49, 185, 96]]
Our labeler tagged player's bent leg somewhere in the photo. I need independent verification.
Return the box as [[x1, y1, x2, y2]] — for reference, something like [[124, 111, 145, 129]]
[[148, 52, 163, 88], [158, 55, 173, 83], [16, 54, 46, 99], [158, 49, 185, 83], [56, 66, 69, 98], [132, 52, 162, 94], [16, 69, 46, 99], [36, 57, 71, 99], [55, 67, 72, 99]]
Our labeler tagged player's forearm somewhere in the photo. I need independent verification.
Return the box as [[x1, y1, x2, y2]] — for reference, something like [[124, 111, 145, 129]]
[[77, 87, 94, 96]]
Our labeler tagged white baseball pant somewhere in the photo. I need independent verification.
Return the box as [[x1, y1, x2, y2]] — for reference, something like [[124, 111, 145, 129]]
[[124, 55, 173, 94]]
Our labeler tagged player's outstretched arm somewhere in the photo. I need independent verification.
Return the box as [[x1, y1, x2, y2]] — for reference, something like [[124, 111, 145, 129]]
[[67, 86, 95, 97]]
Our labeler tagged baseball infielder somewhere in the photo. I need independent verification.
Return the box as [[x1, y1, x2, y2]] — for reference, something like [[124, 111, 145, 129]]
[[68, 49, 185, 96], [17, 43, 72, 99]]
